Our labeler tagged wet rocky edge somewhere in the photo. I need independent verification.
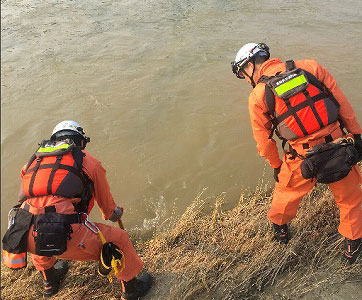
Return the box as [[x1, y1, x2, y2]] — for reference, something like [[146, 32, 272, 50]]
[[1, 167, 362, 300]]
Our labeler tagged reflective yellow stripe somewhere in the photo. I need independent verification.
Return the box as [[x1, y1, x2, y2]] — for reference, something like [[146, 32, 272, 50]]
[[38, 144, 70, 153], [275, 74, 307, 96]]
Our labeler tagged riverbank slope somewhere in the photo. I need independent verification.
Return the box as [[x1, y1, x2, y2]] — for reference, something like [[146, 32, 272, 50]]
[[1, 177, 361, 299]]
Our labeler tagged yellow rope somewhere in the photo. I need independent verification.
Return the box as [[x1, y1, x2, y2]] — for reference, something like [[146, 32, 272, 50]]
[[98, 230, 107, 245], [97, 228, 126, 283]]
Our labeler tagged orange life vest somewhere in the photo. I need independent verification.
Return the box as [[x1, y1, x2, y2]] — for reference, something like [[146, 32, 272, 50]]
[[258, 60, 340, 141], [22, 140, 84, 198]]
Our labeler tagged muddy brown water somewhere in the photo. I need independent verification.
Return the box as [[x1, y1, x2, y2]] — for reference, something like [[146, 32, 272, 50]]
[[1, 0, 362, 237]]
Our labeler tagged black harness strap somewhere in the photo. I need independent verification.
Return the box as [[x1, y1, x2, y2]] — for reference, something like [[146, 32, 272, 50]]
[[274, 92, 328, 124], [325, 134, 333, 143], [264, 82, 276, 116], [28, 158, 42, 197], [304, 70, 341, 113], [23, 202, 31, 211], [282, 139, 288, 152], [23, 203, 80, 223], [285, 60, 296, 71], [44, 206, 56, 213], [26, 164, 81, 177], [282, 97, 309, 136], [259, 76, 280, 139], [25, 154, 37, 172], [288, 133, 335, 160], [302, 89, 325, 129], [47, 156, 62, 195]]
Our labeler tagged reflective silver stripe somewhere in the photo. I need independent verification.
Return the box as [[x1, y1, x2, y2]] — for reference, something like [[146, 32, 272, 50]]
[[2, 256, 26, 264]]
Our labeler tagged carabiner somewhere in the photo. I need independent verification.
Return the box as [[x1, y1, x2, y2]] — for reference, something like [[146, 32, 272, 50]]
[[82, 213, 100, 234]]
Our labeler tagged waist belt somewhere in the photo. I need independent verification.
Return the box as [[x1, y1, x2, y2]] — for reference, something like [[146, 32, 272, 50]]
[[288, 134, 336, 160], [302, 134, 333, 150], [23, 203, 81, 224]]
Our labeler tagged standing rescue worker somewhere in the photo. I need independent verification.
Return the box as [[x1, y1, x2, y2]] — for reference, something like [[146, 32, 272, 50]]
[[6, 120, 152, 299], [231, 43, 362, 263]]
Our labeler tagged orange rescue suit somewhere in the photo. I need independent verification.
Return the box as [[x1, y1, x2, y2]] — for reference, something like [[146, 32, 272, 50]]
[[248, 58, 362, 240], [21, 150, 143, 281]]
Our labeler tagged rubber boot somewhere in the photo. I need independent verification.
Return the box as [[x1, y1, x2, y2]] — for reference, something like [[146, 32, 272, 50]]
[[121, 272, 153, 300], [40, 260, 69, 297], [273, 223, 289, 244], [343, 238, 361, 264]]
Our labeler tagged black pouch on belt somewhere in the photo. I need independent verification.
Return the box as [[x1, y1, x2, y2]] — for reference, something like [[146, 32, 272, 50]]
[[301, 142, 360, 184], [2, 208, 33, 269], [33, 212, 74, 257]]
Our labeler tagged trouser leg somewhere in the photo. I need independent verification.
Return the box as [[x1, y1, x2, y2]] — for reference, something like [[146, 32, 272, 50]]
[[28, 223, 144, 282], [329, 165, 362, 240], [267, 157, 316, 225]]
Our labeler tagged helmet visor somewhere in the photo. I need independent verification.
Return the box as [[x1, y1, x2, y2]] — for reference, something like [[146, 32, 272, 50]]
[[231, 60, 246, 79]]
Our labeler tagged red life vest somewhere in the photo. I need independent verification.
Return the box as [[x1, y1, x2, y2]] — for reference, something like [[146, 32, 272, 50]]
[[258, 60, 340, 141], [22, 140, 85, 198]]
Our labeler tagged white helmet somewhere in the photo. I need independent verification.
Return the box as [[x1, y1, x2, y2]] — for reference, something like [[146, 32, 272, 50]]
[[51, 120, 90, 147], [231, 42, 270, 79]]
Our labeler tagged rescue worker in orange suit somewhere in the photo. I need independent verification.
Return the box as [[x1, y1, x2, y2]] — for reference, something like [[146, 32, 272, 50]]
[[231, 43, 362, 263], [17, 120, 153, 299]]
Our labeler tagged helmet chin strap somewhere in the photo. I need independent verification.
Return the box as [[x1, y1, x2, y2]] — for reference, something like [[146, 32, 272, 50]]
[[243, 60, 256, 88], [248, 59, 256, 88]]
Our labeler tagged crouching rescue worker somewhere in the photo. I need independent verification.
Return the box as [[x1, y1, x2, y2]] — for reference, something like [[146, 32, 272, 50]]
[[2, 120, 152, 299], [231, 43, 362, 263]]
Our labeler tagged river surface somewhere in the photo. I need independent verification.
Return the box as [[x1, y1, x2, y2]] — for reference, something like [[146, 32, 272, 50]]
[[1, 0, 362, 236]]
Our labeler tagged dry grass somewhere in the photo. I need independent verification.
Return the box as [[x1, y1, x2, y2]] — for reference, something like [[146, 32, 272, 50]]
[[141, 184, 361, 300], [1, 175, 361, 299]]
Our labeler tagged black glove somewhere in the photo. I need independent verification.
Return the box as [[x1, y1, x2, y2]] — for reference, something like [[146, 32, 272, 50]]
[[353, 134, 362, 161], [109, 206, 124, 222], [273, 166, 281, 182]]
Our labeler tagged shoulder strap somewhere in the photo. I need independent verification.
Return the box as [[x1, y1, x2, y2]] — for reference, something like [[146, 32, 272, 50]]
[[303, 70, 340, 109], [285, 60, 296, 71], [71, 149, 94, 213], [265, 85, 276, 116], [47, 156, 62, 195], [25, 153, 37, 172], [71, 147, 84, 170], [258, 75, 272, 84], [260, 61, 296, 139], [28, 157, 43, 197], [25, 141, 47, 171]]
